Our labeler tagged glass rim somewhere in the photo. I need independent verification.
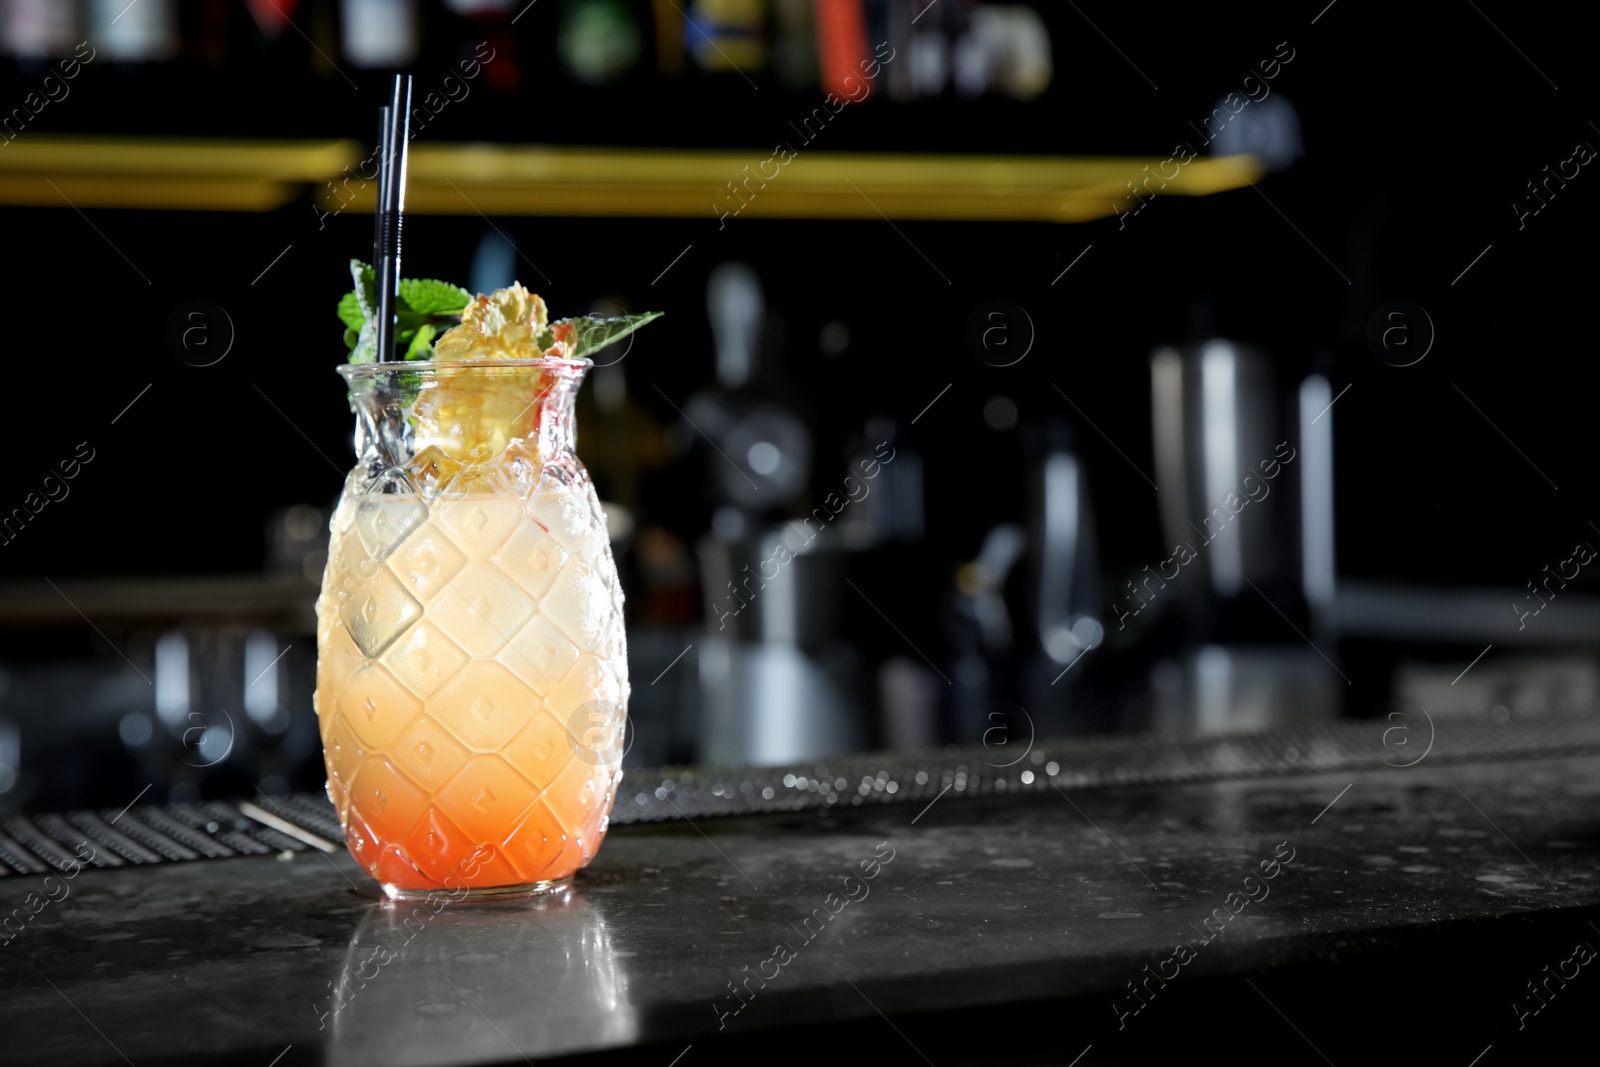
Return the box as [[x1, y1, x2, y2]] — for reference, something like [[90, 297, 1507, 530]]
[[337, 356, 593, 379]]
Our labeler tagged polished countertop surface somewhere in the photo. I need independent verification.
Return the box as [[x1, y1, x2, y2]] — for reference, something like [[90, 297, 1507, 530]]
[[3, 751, 1599, 1066]]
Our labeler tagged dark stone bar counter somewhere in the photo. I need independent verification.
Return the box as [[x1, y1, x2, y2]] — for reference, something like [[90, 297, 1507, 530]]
[[3, 732, 1599, 1065]]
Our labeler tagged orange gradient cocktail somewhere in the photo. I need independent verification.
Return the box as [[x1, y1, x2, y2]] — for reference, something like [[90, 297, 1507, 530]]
[[315, 349, 629, 900]]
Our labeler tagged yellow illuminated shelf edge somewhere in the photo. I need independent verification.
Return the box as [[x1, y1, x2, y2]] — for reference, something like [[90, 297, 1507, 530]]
[[0, 137, 1261, 222]]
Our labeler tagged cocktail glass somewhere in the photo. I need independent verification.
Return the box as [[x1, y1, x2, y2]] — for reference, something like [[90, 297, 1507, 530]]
[[315, 357, 627, 900]]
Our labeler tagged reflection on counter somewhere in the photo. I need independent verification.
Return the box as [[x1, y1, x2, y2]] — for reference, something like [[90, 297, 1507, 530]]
[[328, 885, 634, 1065]]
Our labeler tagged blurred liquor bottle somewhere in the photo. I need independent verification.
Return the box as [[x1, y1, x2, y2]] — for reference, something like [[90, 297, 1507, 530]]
[[770, 0, 818, 90], [87, 0, 177, 63], [556, 0, 647, 86], [240, 0, 345, 81], [339, 0, 419, 68], [647, 0, 684, 76], [814, 0, 866, 99], [1, 0, 77, 61], [179, 0, 237, 66], [442, 0, 522, 92], [888, 0, 1053, 102], [245, 0, 301, 44], [684, 0, 766, 79]]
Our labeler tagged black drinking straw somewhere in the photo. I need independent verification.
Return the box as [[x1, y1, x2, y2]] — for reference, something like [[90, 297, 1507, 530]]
[[371, 104, 391, 274], [374, 76, 413, 363]]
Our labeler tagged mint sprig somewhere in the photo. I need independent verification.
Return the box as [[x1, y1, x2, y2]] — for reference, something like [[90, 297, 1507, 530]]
[[339, 259, 471, 363], [538, 312, 665, 361]]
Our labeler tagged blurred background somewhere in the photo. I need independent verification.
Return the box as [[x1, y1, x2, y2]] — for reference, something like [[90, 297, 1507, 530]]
[[2, 0, 1597, 814]]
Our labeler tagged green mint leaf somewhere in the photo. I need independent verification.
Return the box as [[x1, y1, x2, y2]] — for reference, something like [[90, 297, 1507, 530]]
[[545, 312, 664, 360], [405, 323, 438, 361], [399, 278, 472, 317], [337, 291, 365, 332], [340, 269, 463, 361]]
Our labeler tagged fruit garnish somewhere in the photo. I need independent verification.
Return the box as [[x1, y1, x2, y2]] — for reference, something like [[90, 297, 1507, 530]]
[[432, 282, 553, 360], [338, 262, 663, 363]]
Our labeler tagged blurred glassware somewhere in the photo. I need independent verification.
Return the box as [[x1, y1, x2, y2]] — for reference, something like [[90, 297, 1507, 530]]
[[1150, 339, 1286, 601], [946, 524, 1026, 745], [686, 262, 813, 512], [837, 417, 921, 547], [1149, 645, 1339, 733], [698, 523, 863, 765], [1297, 374, 1337, 641], [1395, 654, 1599, 721], [1211, 93, 1304, 174], [1031, 423, 1101, 673], [267, 503, 331, 585], [686, 263, 876, 765], [1146, 339, 1341, 731], [468, 227, 519, 297], [878, 656, 939, 750], [0, 710, 19, 796]]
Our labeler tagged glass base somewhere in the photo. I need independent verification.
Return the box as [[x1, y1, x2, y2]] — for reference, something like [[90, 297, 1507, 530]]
[[380, 876, 572, 903]]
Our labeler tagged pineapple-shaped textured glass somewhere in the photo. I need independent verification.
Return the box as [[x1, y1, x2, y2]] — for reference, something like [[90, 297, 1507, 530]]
[[315, 358, 627, 900]]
